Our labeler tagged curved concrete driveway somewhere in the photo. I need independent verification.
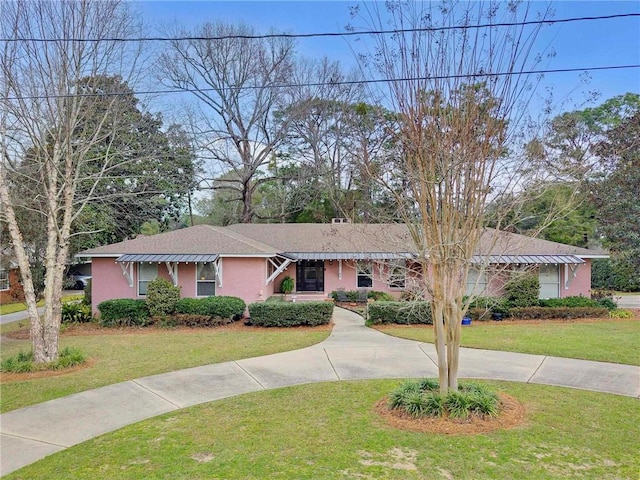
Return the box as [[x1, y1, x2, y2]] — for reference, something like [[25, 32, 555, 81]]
[[1, 307, 639, 475]]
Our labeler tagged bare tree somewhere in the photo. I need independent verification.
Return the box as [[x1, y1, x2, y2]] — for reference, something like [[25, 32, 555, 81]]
[[353, 1, 551, 392], [0, 0, 143, 362], [158, 22, 295, 223]]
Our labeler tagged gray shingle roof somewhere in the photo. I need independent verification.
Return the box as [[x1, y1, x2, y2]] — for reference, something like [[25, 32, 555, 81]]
[[78, 223, 607, 263]]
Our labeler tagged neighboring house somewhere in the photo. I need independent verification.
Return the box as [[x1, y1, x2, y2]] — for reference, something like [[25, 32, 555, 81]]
[[0, 260, 22, 304], [77, 222, 608, 313]]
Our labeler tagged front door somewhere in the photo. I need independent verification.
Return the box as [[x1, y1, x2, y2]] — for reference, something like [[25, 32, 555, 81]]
[[296, 260, 324, 292]]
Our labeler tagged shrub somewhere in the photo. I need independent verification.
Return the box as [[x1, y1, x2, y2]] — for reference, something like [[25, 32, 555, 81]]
[[146, 278, 181, 316], [465, 296, 510, 320], [330, 290, 368, 303], [591, 288, 616, 302], [367, 291, 395, 301], [175, 296, 245, 319], [509, 306, 609, 320], [61, 301, 93, 323], [388, 379, 499, 419], [172, 314, 236, 327], [367, 301, 432, 325], [504, 273, 539, 308], [248, 302, 333, 327], [1, 347, 86, 373], [592, 258, 640, 292], [597, 297, 618, 311], [539, 296, 600, 308], [98, 299, 150, 327], [609, 309, 633, 318]]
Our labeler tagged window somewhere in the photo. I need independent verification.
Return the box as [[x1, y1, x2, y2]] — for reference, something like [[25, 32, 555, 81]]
[[539, 264, 559, 299], [466, 268, 487, 296], [0, 269, 8, 291], [388, 263, 406, 289], [197, 262, 216, 296], [138, 263, 157, 296], [356, 262, 373, 288]]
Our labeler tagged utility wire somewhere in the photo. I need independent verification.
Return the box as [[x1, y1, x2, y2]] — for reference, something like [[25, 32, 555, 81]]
[[3, 13, 639, 43], [5, 64, 640, 101]]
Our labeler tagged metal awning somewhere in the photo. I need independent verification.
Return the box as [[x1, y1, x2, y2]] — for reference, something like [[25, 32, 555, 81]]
[[472, 254, 585, 265], [285, 252, 415, 261], [116, 254, 220, 263]]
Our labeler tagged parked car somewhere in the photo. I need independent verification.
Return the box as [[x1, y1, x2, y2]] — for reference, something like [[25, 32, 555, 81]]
[[67, 269, 91, 290]]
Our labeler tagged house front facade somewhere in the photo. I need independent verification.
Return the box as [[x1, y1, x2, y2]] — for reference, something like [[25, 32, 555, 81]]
[[78, 222, 607, 313]]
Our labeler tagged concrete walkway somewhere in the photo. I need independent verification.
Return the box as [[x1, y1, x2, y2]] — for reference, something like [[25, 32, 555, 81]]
[[1, 307, 639, 475]]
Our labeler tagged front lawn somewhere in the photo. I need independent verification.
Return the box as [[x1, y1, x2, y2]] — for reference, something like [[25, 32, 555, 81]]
[[376, 319, 640, 365], [0, 324, 331, 413], [5, 380, 638, 479], [0, 294, 84, 316]]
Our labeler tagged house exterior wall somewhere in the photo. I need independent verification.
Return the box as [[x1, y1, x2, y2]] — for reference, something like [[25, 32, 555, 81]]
[[560, 259, 592, 298], [90, 255, 594, 313], [91, 257, 136, 311], [0, 268, 22, 303], [272, 260, 404, 299], [216, 257, 273, 303]]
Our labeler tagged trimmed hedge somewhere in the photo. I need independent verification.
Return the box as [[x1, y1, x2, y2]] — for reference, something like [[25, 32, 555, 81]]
[[539, 295, 618, 311], [509, 306, 609, 320], [368, 301, 432, 325], [98, 299, 150, 327], [248, 302, 334, 327], [171, 314, 236, 328], [175, 296, 246, 319], [466, 296, 510, 320]]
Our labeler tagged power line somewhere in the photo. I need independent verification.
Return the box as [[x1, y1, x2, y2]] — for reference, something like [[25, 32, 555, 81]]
[[5, 64, 640, 101], [3, 13, 639, 43]]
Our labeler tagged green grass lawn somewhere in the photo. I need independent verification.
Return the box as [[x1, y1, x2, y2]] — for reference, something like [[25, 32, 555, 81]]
[[0, 326, 330, 413], [5, 380, 638, 480], [377, 320, 640, 365], [0, 294, 84, 315]]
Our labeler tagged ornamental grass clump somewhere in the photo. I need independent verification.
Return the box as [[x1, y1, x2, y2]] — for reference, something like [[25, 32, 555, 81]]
[[1, 347, 86, 373], [388, 379, 499, 419]]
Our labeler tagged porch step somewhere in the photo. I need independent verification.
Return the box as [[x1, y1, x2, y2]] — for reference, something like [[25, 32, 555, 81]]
[[285, 293, 332, 303]]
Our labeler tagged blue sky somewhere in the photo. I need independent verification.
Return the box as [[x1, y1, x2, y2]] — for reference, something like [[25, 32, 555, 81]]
[[138, 1, 640, 114]]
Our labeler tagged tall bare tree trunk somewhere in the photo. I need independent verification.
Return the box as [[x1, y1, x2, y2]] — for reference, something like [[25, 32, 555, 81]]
[[1, 0, 142, 363]]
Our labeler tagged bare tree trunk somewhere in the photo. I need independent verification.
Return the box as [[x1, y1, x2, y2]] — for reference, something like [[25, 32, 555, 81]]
[[353, 1, 551, 392], [1, 0, 142, 363]]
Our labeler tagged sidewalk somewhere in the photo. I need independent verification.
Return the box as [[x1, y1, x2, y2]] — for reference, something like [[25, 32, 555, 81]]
[[1, 307, 639, 475]]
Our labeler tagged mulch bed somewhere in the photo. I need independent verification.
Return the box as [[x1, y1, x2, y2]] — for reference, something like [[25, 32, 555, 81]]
[[375, 392, 527, 435], [0, 358, 97, 382]]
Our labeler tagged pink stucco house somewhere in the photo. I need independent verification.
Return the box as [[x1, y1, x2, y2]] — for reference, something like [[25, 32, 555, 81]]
[[78, 222, 607, 313]]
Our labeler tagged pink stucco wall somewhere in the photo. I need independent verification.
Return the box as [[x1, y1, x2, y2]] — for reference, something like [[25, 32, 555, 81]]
[[272, 260, 404, 298], [216, 257, 275, 303], [91, 256, 594, 313], [560, 259, 592, 298]]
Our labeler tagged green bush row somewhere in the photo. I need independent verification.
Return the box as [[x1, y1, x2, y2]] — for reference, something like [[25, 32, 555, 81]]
[[97, 295, 246, 327], [539, 296, 617, 310], [161, 314, 235, 328], [367, 301, 432, 325], [509, 306, 609, 320], [98, 299, 151, 326], [175, 296, 246, 319], [248, 302, 334, 327]]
